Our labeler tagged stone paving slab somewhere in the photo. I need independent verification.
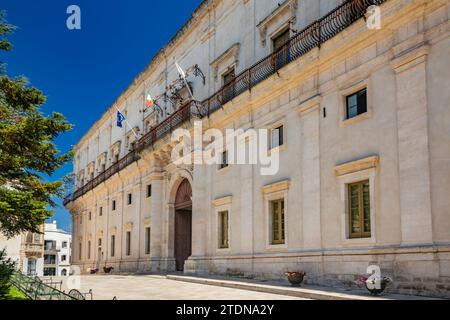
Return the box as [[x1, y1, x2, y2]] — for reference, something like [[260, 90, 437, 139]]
[[59, 275, 309, 300], [166, 274, 441, 301]]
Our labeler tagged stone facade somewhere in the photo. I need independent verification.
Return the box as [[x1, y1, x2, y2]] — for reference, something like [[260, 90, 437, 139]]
[[65, 0, 450, 298]]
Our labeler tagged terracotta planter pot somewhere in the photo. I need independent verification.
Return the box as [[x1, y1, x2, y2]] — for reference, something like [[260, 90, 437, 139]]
[[103, 267, 114, 274], [365, 279, 389, 296], [286, 274, 305, 286]]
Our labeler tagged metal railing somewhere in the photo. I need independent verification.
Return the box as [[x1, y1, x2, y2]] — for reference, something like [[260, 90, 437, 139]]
[[64, 0, 385, 205], [199, 0, 385, 116], [10, 272, 78, 300]]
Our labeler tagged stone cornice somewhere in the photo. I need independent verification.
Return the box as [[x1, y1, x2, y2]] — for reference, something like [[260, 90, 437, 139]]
[[298, 94, 321, 115], [74, 0, 216, 150], [212, 196, 233, 207], [210, 43, 240, 81], [257, 0, 298, 47], [262, 179, 290, 195], [391, 41, 430, 74], [335, 156, 379, 176], [125, 222, 134, 232]]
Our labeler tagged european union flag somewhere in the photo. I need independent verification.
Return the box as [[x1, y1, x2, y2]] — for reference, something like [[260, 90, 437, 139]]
[[117, 111, 126, 128]]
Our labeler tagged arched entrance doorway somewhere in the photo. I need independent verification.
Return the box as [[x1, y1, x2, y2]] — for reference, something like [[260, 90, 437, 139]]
[[174, 179, 192, 271]]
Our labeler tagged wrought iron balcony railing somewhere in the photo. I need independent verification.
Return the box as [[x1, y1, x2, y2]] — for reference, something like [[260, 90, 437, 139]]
[[64, 0, 385, 206]]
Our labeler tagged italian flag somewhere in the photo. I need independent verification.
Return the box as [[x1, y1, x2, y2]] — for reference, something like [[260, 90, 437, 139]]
[[146, 94, 155, 108]]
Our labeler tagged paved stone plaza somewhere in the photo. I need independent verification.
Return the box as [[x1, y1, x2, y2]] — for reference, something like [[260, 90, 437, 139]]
[[61, 275, 307, 300]]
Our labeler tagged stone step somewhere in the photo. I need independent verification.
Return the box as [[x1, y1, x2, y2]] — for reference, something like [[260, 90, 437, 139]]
[[166, 275, 439, 300]]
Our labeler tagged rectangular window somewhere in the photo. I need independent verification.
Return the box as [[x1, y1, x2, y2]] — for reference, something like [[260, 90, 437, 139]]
[[44, 254, 56, 265], [147, 185, 152, 198], [61, 255, 67, 262], [112, 200, 116, 211], [78, 243, 82, 260], [62, 241, 67, 249], [127, 193, 132, 205], [111, 235, 115, 257], [271, 125, 284, 149], [218, 211, 229, 249], [222, 68, 236, 103], [88, 212, 92, 221], [98, 238, 102, 246], [271, 199, 285, 245], [145, 227, 151, 255], [114, 154, 119, 163], [101, 163, 106, 172], [348, 180, 371, 239], [87, 241, 91, 259], [80, 216, 82, 224], [126, 231, 131, 256], [346, 88, 367, 119], [219, 150, 228, 170], [272, 28, 290, 52], [223, 68, 235, 86], [99, 207, 103, 217], [45, 240, 56, 251]]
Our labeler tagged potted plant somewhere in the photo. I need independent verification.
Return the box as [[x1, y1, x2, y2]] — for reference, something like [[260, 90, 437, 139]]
[[358, 276, 391, 296], [285, 271, 306, 286], [103, 266, 114, 274], [89, 268, 99, 275]]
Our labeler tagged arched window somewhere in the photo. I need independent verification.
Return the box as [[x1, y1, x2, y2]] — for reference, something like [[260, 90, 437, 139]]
[[61, 269, 67, 276]]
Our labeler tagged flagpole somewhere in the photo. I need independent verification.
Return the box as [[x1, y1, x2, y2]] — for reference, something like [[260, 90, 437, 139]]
[[176, 61, 201, 115], [115, 105, 139, 139]]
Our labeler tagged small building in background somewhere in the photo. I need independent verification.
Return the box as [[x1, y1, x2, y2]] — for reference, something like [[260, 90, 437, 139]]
[[43, 221, 71, 277], [0, 226, 45, 277]]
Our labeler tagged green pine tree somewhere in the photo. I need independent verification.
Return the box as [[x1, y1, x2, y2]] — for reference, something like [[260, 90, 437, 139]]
[[0, 11, 73, 238], [0, 248, 16, 298]]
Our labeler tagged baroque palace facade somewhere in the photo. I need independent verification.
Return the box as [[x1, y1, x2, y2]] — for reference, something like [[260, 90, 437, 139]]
[[65, 0, 450, 297]]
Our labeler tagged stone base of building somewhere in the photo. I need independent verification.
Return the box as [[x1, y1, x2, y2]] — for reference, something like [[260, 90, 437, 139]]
[[73, 244, 450, 298], [187, 244, 450, 299]]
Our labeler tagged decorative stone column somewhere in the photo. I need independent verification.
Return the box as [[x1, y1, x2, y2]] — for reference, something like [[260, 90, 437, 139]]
[[149, 174, 166, 271], [299, 95, 322, 250], [391, 40, 433, 245], [186, 163, 209, 274]]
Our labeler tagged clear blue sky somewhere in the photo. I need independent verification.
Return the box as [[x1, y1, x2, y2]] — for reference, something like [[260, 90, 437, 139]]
[[1, 0, 202, 232]]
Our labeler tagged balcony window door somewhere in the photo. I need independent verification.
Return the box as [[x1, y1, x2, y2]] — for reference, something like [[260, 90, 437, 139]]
[[222, 68, 236, 103], [272, 28, 291, 69]]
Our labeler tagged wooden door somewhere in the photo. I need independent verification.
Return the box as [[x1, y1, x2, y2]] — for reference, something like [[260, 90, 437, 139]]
[[174, 210, 192, 271]]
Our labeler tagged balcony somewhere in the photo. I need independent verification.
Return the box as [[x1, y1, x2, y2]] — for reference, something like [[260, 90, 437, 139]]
[[22, 243, 44, 256], [64, 0, 386, 206]]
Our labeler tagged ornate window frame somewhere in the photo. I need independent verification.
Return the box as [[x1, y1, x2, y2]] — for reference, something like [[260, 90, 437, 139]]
[[257, 0, 297, 48], [210, 43, 240, 83]]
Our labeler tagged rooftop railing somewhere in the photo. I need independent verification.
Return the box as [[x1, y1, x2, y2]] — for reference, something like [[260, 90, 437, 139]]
[[64, 0, 385, 206]]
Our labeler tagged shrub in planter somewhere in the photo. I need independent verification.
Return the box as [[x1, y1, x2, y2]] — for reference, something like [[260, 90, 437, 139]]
[[0, 249, 16, 299], [90, 268, 99, 274], [103, 266, 114, 274], [285, 272, 306, 286]]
